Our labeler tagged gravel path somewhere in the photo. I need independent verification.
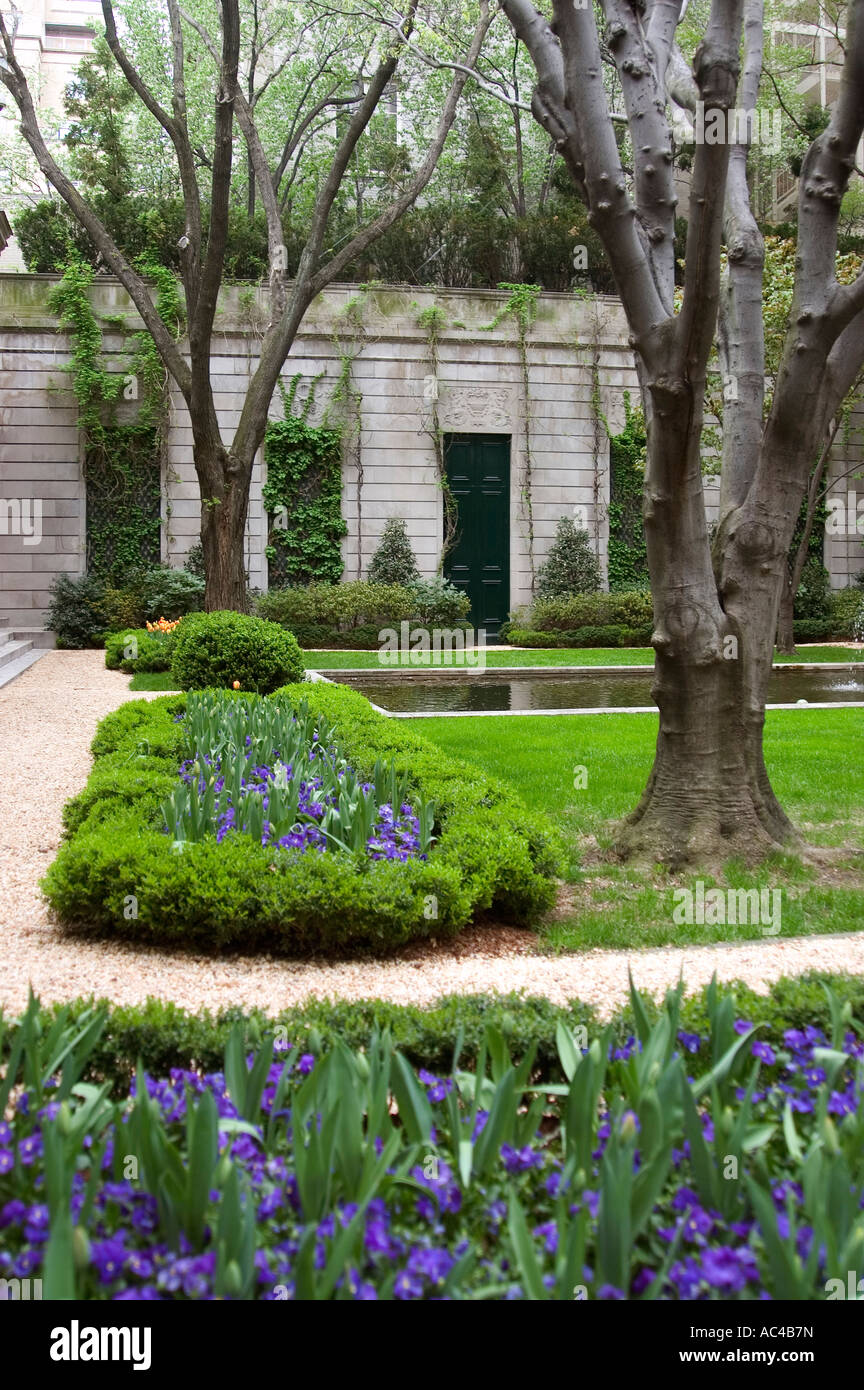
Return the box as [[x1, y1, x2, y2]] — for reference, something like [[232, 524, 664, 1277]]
[[2, 650, 864, 1022]]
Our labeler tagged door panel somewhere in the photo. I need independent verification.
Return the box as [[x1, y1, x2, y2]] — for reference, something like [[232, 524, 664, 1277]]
[[444, 434, 510, 638]]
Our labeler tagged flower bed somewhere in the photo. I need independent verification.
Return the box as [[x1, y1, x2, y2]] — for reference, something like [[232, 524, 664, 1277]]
[[42, 684, 560, 952], [2, 981, 862, 1300], [165, 692, 434, 862]]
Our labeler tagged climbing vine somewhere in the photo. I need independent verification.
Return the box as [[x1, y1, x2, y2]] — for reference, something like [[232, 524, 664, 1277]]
[[415, 302, 459, 570], [607, 394, 649, 591], [484, 283, 541, 589], [325, 291, 368, 578], [263, 374, 347, 586], [576, 303, 611, 565], [48, 259, 179, 578]]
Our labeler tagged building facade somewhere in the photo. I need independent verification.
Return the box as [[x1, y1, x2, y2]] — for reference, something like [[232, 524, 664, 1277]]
[[0, 275, 860, 637]]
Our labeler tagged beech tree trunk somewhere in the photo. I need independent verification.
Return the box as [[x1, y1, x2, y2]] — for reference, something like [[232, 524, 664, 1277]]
[[194, 436, 252, 611], [621, 649, 797, 865], [501, 0, 864, 867], [614, 395, 800, 867]]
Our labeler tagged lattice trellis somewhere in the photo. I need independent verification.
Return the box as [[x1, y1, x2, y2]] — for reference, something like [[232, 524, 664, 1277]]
[[85, 424, 162, 578]]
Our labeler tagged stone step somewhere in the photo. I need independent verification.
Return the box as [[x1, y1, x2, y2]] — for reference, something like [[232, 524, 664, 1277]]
[[0, 646, 46, 690], [11, 627, 56, 649], [0, 638, 34, 671]]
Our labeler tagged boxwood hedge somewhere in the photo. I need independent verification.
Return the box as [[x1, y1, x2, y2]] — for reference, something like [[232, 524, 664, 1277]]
[[7, 970, 861, 1099], [171, 611, 305, 693], [42, 683, 561, 953]]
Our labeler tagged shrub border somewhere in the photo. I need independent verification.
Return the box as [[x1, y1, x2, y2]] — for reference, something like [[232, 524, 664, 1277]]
[[6, 970, 862, 1098]]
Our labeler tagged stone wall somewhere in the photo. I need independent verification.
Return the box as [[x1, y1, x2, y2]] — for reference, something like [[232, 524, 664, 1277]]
[[0, 274, 860, 633]]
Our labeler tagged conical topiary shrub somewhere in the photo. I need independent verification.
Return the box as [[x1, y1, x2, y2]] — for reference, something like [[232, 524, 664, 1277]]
[[535, 518, 601, 598], [367, 518, 420, 586]]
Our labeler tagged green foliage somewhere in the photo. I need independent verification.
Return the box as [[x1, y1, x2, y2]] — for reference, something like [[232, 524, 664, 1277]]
[[535, 519, 601, 599], [62, 37, 135, 202], [3, 974, 864, 1300], [47, 259, 181, 580], [607, 398, 649, 592], [15, 197, 273, 280], [104, 627, 178, 675], [507, 625, 638, 648], [162, 691, 435, 859], [531, 590, 654, 635], [791, 619, 834, 643], [43, 684, 560, 952], [7, 970, 864, 1101], [170, 612, 305, 694], [830, 587, 864, 638], [509, 589, 654, 648], [404, 576, 470, 626], [46, 573, 108, 649], [367, 518, 420, 586], [101, 566, 204, 629], [794, 559, 832, 622], [84, 423, 162, 577], [483, 281, 542, 336], [263, 377, 346, 587], [46, 566, 203, 648], [256, 580, 468, 648], [184, 544, 206, 579]]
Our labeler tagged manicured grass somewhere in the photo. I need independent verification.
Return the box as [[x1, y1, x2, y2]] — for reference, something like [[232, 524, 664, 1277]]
[[305, 644, 861, 669], [128, 645, 861, 687], [415, 707, 864, 952], [128, 671, 180, 691]]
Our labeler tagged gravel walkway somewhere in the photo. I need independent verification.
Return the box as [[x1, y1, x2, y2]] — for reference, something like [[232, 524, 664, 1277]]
[[2, 650, 864, 1022]]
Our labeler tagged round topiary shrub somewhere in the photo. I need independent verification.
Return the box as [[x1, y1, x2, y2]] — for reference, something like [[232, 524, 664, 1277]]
[[170, 611, 305, 693]]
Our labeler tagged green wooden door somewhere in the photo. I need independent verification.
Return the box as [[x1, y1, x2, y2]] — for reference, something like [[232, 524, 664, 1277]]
[[444, 434, 510, 638]]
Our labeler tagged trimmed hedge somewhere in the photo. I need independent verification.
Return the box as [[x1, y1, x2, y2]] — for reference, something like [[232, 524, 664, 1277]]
[[104, 628, 177, 674], [504, 585, 864, 649], [507, 625, 648, 648], [830, 585, 864, 637], [531, 590, 654, 633], [170, 610, 305, 693], [42, 683, 561, 953], [8, 970, 862, 1099], [792, 618, 834, 643], [256, 579, 471, 649]]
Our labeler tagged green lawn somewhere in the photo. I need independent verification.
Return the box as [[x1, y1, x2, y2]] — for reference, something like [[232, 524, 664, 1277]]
[[124, 666, 864, 950], [128, 644, 861, 690], [128, 671, 181, 691], [305, 644, 861, 669], [415, 708, 864, 953]]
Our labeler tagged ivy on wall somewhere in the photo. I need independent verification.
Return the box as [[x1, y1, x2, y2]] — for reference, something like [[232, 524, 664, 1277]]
[[483, 283, 541, 590], [263, 376, 347, 586], [607, 395, 649, 592], [48, 259, 179, 578], [328, 292, 368, 578], [415, 301, 461, 569]]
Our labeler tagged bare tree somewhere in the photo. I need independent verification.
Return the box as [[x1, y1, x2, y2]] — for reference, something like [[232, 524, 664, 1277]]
[[502, 0, 864, 865], [0, 0, 492, 609]]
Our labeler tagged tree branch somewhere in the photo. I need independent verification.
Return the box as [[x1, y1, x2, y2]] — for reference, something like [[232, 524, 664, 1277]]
[[718, 0, 766, 515]]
